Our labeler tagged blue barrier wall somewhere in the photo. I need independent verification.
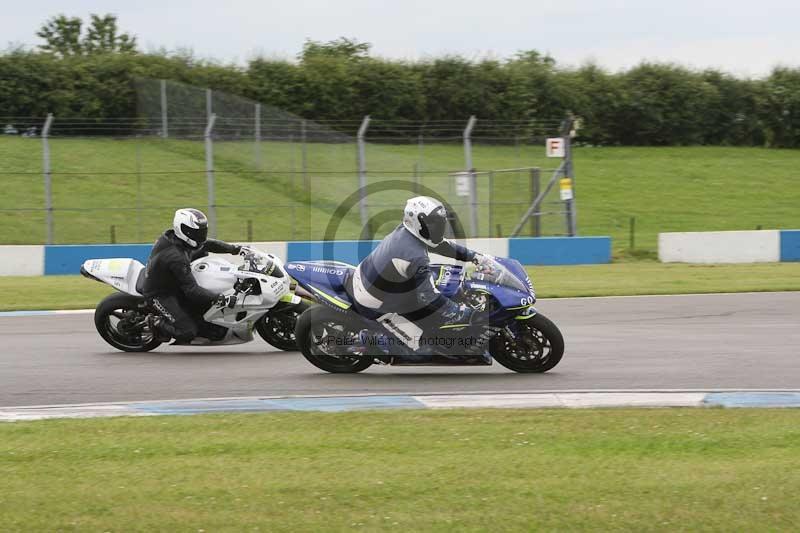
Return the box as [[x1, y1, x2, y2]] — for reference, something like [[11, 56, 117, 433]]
[[20, 230, 800, 276], [287, 238, 612, 266], [286, 240, 380, 265], [779, 230, 800, 262], [45, 244, 152, 275], [39, 236, 612, 275], [508, 237, 611, 265]]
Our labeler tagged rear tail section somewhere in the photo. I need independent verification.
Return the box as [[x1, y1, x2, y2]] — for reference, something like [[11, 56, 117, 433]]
[[285, 260, 354, 311], [81, 258, 145, 296]]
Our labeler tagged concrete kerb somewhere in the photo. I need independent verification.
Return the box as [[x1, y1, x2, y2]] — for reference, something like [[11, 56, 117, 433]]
[[2, 390, 800, 421]]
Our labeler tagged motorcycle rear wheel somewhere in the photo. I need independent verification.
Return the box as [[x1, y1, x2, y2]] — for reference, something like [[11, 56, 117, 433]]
[[295, 305, 373, 373], [256, 300, 311, 351], [95, 293, 162, 353], [490, 313, 564, 373]]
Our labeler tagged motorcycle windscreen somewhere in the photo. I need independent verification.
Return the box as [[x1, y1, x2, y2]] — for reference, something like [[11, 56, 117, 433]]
[[466, 257, 529, 293]]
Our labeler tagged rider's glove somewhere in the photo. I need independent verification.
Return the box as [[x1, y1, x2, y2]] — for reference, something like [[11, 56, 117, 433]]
[[472, 253, 496, 277], [239, 245, 259, 259], [216, 293, 237, 309], [472, 252, 493, 265]]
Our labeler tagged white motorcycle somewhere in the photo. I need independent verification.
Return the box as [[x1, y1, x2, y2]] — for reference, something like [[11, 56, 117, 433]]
[[81, 247, 309, 353]]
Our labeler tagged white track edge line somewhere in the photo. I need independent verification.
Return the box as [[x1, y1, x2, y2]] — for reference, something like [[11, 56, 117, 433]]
[[3, 389, 800, 410]]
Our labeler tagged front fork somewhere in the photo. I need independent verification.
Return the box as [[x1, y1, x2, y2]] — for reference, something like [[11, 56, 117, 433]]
[[503, 306, 538, 340]]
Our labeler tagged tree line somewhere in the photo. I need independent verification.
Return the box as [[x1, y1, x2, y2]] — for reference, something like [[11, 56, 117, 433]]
[[1, 16, 799, 146]]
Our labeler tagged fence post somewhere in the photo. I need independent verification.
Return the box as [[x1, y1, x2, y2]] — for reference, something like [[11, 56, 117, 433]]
[[509, 160, 566, 237], [562, 117, 577, 236], [417, 131, 424, 176], [254, 103, 262, 170], [160, 79, 168, 138], [301, 119, 308, 189], [357, 115, 371, 229], [205, 113, 217, 239], [206, 88, 213, 121], [136, 140, 143, 242], [530, 168, 541, 237], [488, 171, 494, 238], [463, 115, 478, 237], [42, 113, 54, 244]]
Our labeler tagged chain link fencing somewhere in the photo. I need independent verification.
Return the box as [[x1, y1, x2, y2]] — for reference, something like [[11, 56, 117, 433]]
[[0, 79, 576, 245]]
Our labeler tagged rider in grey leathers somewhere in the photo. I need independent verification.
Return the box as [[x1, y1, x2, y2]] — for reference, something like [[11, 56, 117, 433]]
[[348, 196, 487, 356]]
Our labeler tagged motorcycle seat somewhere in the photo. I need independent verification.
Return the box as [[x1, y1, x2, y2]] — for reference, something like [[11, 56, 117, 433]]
[[135, 268, 146, 294]]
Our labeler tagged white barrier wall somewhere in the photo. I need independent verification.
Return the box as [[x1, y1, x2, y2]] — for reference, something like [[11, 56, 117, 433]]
[[659, 231, 780, 264], [207, 241, 289, 267], [428, 238, 509, 265], [0, 246, 44, 276]]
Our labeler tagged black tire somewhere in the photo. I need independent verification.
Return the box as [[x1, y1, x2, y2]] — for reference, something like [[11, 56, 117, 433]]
[[95, 293, 162, 353], [490, 313, 564, 373], [295, 305, 373, 373], [256, 300, 312, 351]]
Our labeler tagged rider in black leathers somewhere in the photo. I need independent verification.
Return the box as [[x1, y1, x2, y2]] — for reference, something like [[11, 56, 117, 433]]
[[141, 208, 241, 342]]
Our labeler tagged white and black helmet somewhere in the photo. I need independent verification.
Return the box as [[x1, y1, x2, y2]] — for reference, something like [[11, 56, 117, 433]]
[[403, 196, 448, 247], [173, 208, 208, 248]]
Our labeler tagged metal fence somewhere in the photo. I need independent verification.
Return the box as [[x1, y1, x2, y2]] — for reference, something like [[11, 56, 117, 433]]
[[0, 80, 577, 245]]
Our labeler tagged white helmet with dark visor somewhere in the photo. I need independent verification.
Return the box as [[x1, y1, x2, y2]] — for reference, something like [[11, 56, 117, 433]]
[[173, 208, 208, 248], [403, 196, 448, 247]]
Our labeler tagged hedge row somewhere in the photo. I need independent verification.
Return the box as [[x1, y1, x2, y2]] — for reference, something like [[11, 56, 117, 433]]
[[1, 46, 799, 146]]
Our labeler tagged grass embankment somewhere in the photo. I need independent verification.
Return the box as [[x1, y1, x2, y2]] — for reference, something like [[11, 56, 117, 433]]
[[1, 262, 798, 311], [1, 409, 799, 530], [2, 137, 799, 251]]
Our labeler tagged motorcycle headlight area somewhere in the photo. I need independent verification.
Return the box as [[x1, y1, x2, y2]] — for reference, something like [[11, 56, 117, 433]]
[[244, 254, 285, 278]]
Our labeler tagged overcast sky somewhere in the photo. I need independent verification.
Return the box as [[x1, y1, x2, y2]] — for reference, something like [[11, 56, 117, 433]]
[[6, 0, 799, 77]]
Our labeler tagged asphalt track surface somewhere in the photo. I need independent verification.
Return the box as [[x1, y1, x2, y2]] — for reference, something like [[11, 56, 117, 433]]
[[1, 292, 798, 407]]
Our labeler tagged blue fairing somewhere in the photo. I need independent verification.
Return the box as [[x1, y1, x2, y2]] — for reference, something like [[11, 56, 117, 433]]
[[285, 260, 354, 309], [496, 257, 536, 300], [464, 257, 535, 310], [429, 264, 463, 298], [467, 282, 531, 309], [288, 256, 534, 315]]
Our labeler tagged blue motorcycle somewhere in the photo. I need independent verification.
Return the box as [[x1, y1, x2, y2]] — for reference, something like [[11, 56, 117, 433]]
[[287, 256, 564, 373]]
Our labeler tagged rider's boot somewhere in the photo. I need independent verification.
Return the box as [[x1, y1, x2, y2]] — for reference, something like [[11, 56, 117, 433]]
[[147, 315, 172, 343], [474, 350, 492, 364]]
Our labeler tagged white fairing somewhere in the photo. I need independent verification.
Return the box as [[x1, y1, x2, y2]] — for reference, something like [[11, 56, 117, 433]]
[[82, 258, 145, 296], [192, 254, 290, 310], [191, 256, 238, 294], [194, 252, 291, 345], [82, 249, 296, 346]]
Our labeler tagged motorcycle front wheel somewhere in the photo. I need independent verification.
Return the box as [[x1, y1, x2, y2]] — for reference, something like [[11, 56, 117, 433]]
[[490, 313, 564, 373], [295, 305, 373, 373], [94, 293, 162, 353], [256, 299, 311, 351]]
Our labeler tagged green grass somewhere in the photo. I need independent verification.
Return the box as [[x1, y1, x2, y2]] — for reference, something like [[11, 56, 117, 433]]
[[529, 261, 800, 298], [2, 262, 799, 311], [0, 274, 115, 311], [1, 408, 799, 531], [2, 137, 799, 250]]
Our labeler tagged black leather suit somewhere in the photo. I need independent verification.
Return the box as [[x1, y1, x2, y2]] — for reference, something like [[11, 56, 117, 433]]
[[141, 229, 240, 342]]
